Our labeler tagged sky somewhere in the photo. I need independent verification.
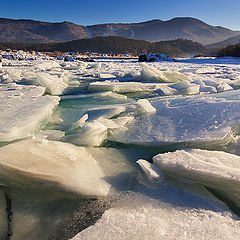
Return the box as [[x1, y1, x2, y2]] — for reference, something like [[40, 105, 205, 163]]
[[0, 0, 240, 30]]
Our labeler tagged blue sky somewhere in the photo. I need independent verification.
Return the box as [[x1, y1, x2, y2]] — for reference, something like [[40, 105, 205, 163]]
[[0, 0, 240, 30]]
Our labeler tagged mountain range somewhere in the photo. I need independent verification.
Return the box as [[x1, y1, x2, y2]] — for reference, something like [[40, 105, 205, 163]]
[[0, 17, 239, 46]]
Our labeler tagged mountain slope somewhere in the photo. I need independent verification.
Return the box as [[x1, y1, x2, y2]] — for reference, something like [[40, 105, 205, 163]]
[[207, 34, 240, 48], [86, 18, 240, 45], [0, 17, 239, 45], [0, 18, 88, 43]]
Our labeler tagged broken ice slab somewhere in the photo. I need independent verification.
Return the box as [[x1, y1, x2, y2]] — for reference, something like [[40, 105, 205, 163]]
[[111, 90, 240, 147], [88, 81, 171, 93], [62, 121, 108, 146], [169, 80, 200, 95], [36, 72, 68, 95], [0, 83, 59, 142], [61, 91, 127, 100], [137, 159, 163, 182], [35, 60, 61, 70], [140, 63, 191, 83], [153, 149, 240, 193], [0, 139, 134, 197]]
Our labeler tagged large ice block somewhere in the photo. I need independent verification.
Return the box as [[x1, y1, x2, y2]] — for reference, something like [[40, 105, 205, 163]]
[[153, 149, 240, 193], [111, 91, 240, 146], [0, 139, 134, 197], [0, 83, 59, 142]]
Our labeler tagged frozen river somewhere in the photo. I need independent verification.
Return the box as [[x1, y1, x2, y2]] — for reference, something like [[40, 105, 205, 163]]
[[1, 56, 240, 239]]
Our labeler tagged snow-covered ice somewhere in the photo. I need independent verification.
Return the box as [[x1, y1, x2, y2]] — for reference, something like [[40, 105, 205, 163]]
[[0, 83, 59, 142], [111, 90, 240, 146], [70, 186, 240, 240], [153, 149, 240, 193]]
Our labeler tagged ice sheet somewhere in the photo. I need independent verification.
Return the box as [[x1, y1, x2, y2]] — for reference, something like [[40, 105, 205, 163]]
[[111, 91, 240, 146], [0, 84, 59, 142], [140, 63, 191, 83], [153, 149, 240, 192], [35, 61, 61, 70], [88, 81, 168, 93], [0, 139, 134, 197]]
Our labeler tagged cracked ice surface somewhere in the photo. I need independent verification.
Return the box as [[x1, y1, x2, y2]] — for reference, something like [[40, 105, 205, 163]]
[[111, 90, 240, 146]]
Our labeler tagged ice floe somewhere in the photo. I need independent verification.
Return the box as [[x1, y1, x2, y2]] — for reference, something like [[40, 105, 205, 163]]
[[0, 139, 134, 197], [0, 84, 59, 142], [140, 63, 191, 83], [111, 91, 240, 146], [2, 55, 240, 238], [153, 149, 240, 193]]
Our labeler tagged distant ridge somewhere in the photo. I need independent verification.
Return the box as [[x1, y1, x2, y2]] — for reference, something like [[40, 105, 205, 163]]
[[207, 34, 240, 48], [0, 17, 239, 45]]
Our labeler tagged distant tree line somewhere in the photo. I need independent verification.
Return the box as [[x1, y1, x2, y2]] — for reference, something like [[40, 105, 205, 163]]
[[217, 43, 240, 57], [0, 36, 210, 57]]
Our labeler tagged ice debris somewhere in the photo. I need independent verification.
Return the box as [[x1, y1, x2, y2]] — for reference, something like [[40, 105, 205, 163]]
[[36, 72, 68, 95], [137, 159, 163, 182]]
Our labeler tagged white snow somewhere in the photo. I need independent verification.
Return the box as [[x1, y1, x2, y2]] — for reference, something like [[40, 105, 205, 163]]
[[84, 26, 93, 38]]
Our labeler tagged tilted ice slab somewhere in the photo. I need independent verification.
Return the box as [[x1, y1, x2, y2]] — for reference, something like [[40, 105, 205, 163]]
[[71, 188, 240, 240], [153, 149, 240, 193], [0, 139, 133, 197], [0, 83, 59, 142], [111, 91, 240, 146], [140, 63, 191, 83], [36, 72, 68, 95]]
